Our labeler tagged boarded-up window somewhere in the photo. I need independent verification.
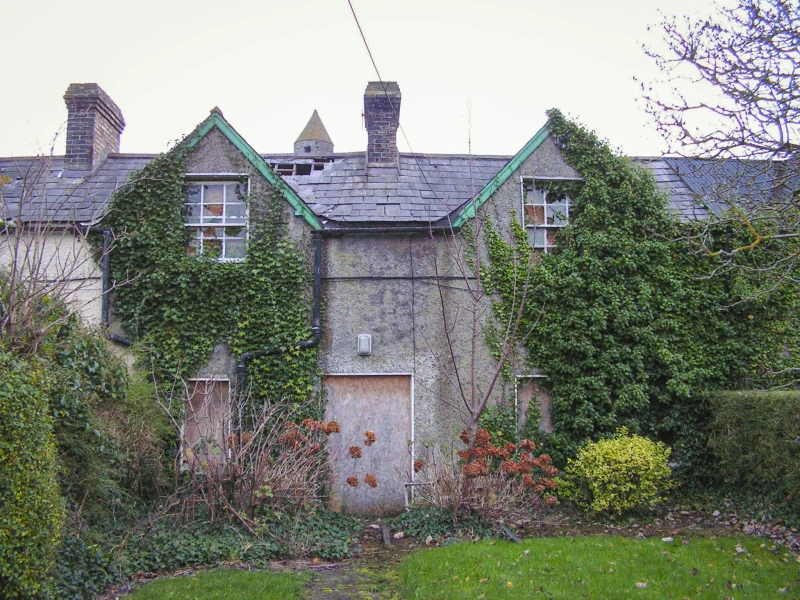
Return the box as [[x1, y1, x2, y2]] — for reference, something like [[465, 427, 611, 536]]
[[183, 379, 230, 466]]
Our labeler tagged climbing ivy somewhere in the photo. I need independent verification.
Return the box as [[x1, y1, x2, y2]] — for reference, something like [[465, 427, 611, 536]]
[[102, 145, 319, 412], [484, 109, 800, 480]]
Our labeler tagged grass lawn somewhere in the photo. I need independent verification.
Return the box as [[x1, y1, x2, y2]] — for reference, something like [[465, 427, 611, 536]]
[[126, 568, 309, 599], [400, 535, 800, 599]]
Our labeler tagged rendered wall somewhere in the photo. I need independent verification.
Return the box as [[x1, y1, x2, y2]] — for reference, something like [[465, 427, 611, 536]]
[[0, 230, 103, 326]]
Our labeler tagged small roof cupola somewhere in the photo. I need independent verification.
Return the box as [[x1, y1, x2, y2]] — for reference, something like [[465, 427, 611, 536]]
[[294, 110, 333, 155]]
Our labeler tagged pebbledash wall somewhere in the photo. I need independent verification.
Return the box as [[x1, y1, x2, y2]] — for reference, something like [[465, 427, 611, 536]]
[[0, 81, 578, 514]]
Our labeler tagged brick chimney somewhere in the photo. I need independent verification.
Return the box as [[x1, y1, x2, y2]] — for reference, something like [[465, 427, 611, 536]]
[[64, 83, 125, 171], [364, 81, 400, 168]]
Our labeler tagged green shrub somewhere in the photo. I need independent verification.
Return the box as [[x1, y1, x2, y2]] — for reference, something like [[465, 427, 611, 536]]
[[0, 353, 65, 598], [122, 525, 282, 574], [385, 508, 494, 542], [265, 510, 361, 560], [479, 405, 517, 446], [564, 428, 672, 515], [709, 391, 800, 500]]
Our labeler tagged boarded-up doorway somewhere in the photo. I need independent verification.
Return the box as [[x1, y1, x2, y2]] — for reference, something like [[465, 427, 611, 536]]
[[183, 379, 230, 466], [324, 375, 412, 515]]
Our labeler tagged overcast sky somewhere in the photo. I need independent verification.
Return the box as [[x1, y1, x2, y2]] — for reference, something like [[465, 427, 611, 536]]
[[1, 0, 721, 159]]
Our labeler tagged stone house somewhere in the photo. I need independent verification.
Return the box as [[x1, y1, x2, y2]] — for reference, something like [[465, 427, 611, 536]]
[[1, 82, 719, 513]]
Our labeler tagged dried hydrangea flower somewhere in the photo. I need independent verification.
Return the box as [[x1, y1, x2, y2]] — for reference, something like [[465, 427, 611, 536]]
[[346, 476, 359, 487], [349, 446, 362, 459], [364, 473, 378, 488]]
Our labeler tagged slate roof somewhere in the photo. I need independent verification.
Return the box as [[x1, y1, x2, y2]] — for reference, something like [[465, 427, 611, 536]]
[[267, 152, 511, 224], [0, 155, 153, 224], [1, 149, 789, 227]]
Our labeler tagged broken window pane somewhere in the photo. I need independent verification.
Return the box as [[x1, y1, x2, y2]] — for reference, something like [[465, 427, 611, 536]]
[[186, 180, 249, 261], [225, 238, 245, 259], [203, 184, 224, 203], [225, 202, 246, 221]]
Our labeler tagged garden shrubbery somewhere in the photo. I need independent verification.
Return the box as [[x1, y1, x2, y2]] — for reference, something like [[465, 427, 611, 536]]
[[0, 352, 64, 599], [562, 428, 672, 515], [709, 391, 800, 502]]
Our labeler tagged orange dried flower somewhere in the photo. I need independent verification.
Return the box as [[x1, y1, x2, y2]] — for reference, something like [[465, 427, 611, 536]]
[[286, 421, 299, 429], [500, 461, 518, 474], [475, 429, 491, 448], [302, 418, 326, 432], [543, 465, 559, 477], [278, 430, 307, 448], [364, 430, 377, 447], [523, 474, 535, 487], [349, 446, 362, 459], [473, 447, 489, 459], [241, 432, 252, 444], [365, 473, 378, 488], [516, 461, 532, 474], [459, 430, 470, 445], [413, 460, 425, 473], [346, 476, 359, 487], [457, 450, 471, 461], [304, 442, 322, 456], [463, 460, 489, 478], [545, 495, 558, 507], [324, 420, 341, 434], [503, 442, 517, 454], [519, 439, 537, 451], [532, 484, 546, 495], [226, 434, 239, 449]]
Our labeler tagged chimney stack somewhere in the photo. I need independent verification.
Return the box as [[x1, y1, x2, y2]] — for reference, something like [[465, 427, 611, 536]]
[[364, 81, 400, 169], [64, 83, 125, 171]]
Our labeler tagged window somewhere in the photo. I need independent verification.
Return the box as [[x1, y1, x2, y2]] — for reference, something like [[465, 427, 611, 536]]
[[183, 379, 230, 466], [185, 182, 247, 260], [522, 178, 575, 252]]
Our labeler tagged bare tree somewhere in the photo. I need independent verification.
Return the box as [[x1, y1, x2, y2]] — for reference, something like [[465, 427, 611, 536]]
[[0, 154, 111, 353], [642, 0, 800, 270], [428, 215, 539, 449]]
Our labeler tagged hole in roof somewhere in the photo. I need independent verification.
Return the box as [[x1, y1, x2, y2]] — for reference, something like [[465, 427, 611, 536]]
[[295, 164, 312, 176]]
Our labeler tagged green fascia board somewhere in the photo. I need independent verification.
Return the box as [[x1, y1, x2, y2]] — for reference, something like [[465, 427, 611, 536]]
[[451, 121, 551, 228], [183, 113, 324, 231]]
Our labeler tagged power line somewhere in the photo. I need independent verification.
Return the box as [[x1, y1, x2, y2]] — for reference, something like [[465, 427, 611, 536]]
[[345, 0, 456, 225]]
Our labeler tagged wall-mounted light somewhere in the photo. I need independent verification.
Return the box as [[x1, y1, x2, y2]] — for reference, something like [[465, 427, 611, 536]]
[[357, 334, 372, 356]]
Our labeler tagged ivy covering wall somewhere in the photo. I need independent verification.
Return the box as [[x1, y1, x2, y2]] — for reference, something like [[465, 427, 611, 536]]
[[102, 147, 319, 410], [485, 109, 800, 478]]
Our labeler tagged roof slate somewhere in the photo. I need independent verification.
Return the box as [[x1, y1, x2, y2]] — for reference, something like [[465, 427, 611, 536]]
[[0, 155, 153, 224], [0, 147, 786, 227]]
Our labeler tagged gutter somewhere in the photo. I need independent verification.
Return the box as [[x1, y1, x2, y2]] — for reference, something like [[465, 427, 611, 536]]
[[319, 224, 459, 236], [236, 230, 323, 387]]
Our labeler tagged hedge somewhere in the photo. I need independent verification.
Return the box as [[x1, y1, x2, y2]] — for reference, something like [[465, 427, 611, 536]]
[[709, 391, 800, 498], [0, 352, 64, 598]]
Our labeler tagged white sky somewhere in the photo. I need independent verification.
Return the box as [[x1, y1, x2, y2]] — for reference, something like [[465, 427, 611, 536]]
[[0, 0, 720, 159]]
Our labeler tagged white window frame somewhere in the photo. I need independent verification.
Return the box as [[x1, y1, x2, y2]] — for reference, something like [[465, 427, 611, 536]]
[[520, 176, 580, 253], [184, 175, 250, 262]]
